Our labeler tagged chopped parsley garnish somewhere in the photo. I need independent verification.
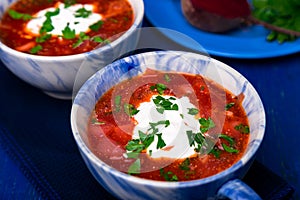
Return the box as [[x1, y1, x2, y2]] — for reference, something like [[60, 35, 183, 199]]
[[128, 158, 141, 174], [73, 32, 90, 48], [138, 130, 154, 149], [150, 83, 167, 95], [234, 124, 250, 134], [156, 133, 166, 149], [45, 8, 60, 18], [152, 95, 178, 114], [39, 9, 60, 34], [114, 95, 122, 112], [209, 147, 222, 158], [164, 74, 171, 82], [40, 17, 54, 34], [160, 169, 178, 182], [91, 118, 105, 125], [89, 20, 104, 31], [75, 7, 92, 18], [225, 102, 235, 110], [125, 120, 170, 174], [36, 34, 52, 43], [92, 36, 110, 44], [124, 103, 139, 117], [8, 10, 33, 21], [218, 134, 234, 145], [186, 130, 205, 152], [222, 143, 239, 153], [179, 158, 191, 171], [219, 134, 239, 153], [199, 117, 215, 133], [30, 45, 42, 54], [64, 0, 76, 8], [188, 108, 199, 115], [200, 86, 205, 91], [62, 23, 76, 39]]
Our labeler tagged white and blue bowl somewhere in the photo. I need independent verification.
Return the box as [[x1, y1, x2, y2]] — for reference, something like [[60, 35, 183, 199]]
[[71, 51, 266, 200], [0, 0, 144, 100]]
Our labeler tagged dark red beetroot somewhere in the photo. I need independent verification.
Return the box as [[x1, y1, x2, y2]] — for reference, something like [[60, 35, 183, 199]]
[[181, 0, 251, 33]]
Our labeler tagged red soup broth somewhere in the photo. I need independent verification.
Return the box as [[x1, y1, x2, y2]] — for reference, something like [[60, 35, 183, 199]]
[[88, 69, 250, 182], [0, 0, 134, 56]]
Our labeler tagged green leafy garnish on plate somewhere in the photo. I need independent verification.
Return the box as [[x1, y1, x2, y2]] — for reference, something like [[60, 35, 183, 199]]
[[252, 0, 300, 43]]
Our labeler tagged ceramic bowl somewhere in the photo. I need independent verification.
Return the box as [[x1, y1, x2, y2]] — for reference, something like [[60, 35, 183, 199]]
[[71, 51, 266, 200], [0, 0, 144, 99]]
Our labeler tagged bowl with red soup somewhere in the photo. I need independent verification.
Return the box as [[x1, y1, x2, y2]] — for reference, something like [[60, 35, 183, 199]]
[[0, 0, 144, 99], [71, 51, 265, 200]]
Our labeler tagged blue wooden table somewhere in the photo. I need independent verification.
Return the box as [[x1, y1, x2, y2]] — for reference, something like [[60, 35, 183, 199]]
[[0, 20, 299, 199]]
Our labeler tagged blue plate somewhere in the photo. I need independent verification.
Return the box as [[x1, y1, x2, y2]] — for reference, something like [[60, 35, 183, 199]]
[[144, 0, 300, 59]]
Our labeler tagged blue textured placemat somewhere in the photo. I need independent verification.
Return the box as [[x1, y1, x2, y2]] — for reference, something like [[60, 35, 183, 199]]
[[0, 63, 115, 199]]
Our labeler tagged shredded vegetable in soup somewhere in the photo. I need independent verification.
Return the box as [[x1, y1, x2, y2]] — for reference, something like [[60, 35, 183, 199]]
[[88, 69, 250, 181], [0, 0, 134, 56]]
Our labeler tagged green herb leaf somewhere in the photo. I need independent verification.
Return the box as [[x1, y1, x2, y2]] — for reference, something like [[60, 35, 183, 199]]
[[75, 7, 92, 18], [219, 134, 234, 146], [179, 158, 190, 171], [222, 143, 239, 153], [186, 130, 205, 152], [164, 74, 171, 82], [40, 17, 54, 34], [150, 83, 167, 95], [160, 169, 178, 181], [139, 130, 154, 149], [234, 124, 250, 134], [152, 95, 178, 114], [225, 102, 235, 110], [252, 0, 300, 43], [124, 103, 139, 117], [64, 0, 76, 8], [30, 45, 42, 54], [114, 95, 122, 112], [125, 139, 144, 152], [91, 118, 105, 125], [89, 20, 104, 31], [188, 108, 199, 115], [8, 9, 33, 21], [36, 34, 52, 43], [209, 146, 221, 158], [156, 133, 166, 149], [62, 23, 76, 39], [199, 117, 215, 133], [73, 32, 90, 48], [128, 158, 141, 174], [45, 8, 60, 18]]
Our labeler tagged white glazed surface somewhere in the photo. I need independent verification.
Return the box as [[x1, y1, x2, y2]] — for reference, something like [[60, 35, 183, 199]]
[[0, 0, 144, 99], [71, 51, 266, 200]]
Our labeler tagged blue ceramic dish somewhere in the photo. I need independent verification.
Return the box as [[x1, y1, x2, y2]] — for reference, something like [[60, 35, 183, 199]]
[[0, 0, 144, 99], [71, 51, 266, 199]]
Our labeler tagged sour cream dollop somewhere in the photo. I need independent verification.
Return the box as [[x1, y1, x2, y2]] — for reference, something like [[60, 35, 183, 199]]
[[26, 2, 102, 36], [133, 95, 200, 159]]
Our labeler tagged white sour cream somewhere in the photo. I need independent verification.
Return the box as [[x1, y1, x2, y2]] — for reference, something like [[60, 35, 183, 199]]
[[26, 2, 102, 36], [133, 95, 200, 159]]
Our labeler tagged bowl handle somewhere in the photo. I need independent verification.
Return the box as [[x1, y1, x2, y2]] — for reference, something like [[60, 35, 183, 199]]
[[217, 179, 262, 200]]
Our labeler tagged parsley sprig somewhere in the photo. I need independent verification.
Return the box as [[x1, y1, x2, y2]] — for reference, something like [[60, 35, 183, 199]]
[[125, 120, 169, 174], [150, 83, 167, 95], [152, 96, 178, 114], [8, 10, 33, 21], [75, 7, 92, 18]]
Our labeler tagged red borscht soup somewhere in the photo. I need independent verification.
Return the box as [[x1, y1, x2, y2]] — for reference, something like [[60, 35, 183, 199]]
[[0, 0, 134, 56], [88, 69, 250, 181]]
